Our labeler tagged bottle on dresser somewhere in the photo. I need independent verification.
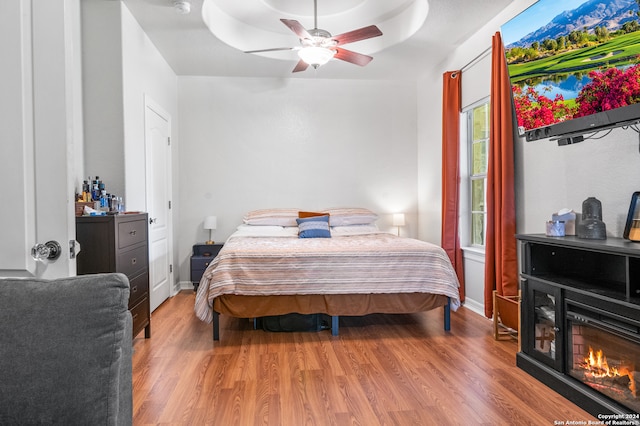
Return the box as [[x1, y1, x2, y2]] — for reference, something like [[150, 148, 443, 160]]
[[91, 176, 100, 201], [82, 175, 125, 214]]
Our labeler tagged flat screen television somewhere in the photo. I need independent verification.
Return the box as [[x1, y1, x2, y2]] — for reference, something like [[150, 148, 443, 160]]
[[501, 0, 640, 143]]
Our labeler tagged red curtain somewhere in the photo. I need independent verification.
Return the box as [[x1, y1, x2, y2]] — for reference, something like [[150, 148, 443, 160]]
[[441, 70, 465, 302], [484, 32, 518, 318]]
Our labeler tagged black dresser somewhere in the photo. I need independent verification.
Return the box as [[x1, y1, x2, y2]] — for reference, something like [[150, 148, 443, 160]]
[[76, 213, 151, 339]]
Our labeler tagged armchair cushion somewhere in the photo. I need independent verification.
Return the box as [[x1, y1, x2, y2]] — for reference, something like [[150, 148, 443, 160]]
[[0, 273, 133, 425]]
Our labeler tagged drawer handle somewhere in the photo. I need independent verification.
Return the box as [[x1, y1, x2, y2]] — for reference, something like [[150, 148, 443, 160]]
[[205, 262, 210, 267], [129, 230, 137, 236], [132, 286, 137, 293], [131, 258, 137, 265]]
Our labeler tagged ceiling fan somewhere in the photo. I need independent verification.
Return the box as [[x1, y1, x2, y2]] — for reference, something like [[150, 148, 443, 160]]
[[244, 0, 383, 73]]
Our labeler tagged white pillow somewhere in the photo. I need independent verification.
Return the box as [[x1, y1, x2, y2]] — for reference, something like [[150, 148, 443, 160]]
[[242, 208, 300, 227], [233, 224, 297, 238], [236, 224, 283, 233], [330, 224, 380, 236], [321, 207, 378, 226]]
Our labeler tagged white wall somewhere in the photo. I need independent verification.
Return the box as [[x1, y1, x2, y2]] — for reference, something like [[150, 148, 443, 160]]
[[517, 129, 640, 236], [177, 76, 418, 286], [417, 0, 640, 313], [81, 0, 125, 198], [416, 73, 443, 245], [120, 6, 178, 214], [83, 1, 178, 212], [81, 1, 179, 284], [120, 4, 179, 289]]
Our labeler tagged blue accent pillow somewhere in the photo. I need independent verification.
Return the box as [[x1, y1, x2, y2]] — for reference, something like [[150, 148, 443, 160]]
[[296, 215, 331, 238]]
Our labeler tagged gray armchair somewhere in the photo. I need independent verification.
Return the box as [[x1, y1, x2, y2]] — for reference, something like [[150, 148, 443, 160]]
[[0, 273, 133, 425]]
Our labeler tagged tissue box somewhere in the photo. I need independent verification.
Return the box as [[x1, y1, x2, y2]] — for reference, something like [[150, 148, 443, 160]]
[[552, 210, 576, 235], [75, 201, 94, 216]]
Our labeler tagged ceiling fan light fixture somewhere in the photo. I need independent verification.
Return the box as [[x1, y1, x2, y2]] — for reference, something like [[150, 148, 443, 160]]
[[298, 46, 335, 68]]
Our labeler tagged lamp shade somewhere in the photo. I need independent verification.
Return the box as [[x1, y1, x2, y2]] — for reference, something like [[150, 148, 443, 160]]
[[392, 213, 406, 227], [204, 216, 217, 230]]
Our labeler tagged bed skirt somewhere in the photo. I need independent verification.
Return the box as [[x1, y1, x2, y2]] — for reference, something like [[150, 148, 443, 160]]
[[211, 292, 450, 340]]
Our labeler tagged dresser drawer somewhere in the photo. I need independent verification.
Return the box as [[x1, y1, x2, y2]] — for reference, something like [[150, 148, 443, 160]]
[[117, 244, 148, 278], [128, 272, 149, 307], [130, 296, 150, 338], [193, 244, 223, 257], [191, 256, 214, 283], [118, 219, 147, 249]]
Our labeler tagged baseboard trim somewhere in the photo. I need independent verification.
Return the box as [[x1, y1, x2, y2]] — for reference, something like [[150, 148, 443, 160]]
[[461, 298, 484, 317], [179, 280, 195, 291]]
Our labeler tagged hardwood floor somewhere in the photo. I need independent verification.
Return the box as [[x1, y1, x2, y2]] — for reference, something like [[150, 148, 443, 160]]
[[132, 291, 595, 425]]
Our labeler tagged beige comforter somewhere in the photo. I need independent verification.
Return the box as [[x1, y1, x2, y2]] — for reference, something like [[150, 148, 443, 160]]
[[194, 230, 460, 323]]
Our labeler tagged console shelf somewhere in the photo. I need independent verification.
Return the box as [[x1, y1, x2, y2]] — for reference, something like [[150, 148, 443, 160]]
[[518, 234, 640, 302]]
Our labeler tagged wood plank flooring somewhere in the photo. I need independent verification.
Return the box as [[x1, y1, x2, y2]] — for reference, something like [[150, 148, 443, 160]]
[[132, 291, 595, 425]]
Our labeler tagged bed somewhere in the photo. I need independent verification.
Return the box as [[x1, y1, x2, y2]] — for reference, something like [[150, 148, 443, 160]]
[[194, 208, 461, 340]]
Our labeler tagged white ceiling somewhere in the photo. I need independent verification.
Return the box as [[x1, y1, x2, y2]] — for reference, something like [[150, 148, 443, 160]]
[[120, 0, 513, 80]]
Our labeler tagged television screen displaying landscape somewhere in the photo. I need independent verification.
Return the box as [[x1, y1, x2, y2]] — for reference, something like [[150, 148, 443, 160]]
[[502, 0, 640, 132]]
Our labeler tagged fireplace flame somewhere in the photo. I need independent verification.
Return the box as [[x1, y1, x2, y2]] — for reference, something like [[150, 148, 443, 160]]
[[580, 347, 636, 398], [582, 347, 619, 378]]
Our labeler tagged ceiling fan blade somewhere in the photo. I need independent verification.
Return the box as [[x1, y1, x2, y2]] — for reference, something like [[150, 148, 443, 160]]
[[281, 19, 312, 40], [332, 25, 382, 46], [334, 48, 373, 67], [244, 47, 294, 54], [292, 59, 310, 73]]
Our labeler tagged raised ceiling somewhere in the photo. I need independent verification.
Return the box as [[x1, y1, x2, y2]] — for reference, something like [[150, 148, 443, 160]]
[[121, 0, 513, 80]]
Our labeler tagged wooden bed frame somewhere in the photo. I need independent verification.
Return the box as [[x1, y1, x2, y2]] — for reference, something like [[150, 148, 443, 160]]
[[210, 293, 452, 340]]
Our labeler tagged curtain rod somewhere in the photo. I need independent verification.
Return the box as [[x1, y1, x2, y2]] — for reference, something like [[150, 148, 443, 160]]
[[460, 45, 492, 73]]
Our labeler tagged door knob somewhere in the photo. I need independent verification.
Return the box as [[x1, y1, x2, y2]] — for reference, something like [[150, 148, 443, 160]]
[[31, 240, 62, 261], [149, 217, 158, 224]]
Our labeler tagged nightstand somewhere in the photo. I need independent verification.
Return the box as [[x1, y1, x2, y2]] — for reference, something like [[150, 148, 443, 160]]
[[190, 243, 224, 291]]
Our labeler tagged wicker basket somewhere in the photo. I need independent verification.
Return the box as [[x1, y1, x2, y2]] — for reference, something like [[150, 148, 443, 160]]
[[493, 290, 520, 347]]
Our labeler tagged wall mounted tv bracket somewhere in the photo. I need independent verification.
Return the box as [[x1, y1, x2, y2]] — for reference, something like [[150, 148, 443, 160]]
[[522, 118, 640, 146]]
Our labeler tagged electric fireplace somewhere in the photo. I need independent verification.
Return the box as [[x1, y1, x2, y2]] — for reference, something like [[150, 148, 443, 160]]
[[516, 234, 640, 417], [567, 299, 640, 414]]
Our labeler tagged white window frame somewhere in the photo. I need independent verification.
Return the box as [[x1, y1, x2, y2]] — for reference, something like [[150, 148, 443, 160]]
[[461, 97, 490, 251]]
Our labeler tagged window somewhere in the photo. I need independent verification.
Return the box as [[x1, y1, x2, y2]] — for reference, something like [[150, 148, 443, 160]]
[[467, 100, 489, 247]]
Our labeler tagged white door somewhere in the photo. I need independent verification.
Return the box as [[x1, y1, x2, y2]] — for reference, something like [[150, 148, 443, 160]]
[[145, 97, 173, 312], [0, 0, 78, 279]]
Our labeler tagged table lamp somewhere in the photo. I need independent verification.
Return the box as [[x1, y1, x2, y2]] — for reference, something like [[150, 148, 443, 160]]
[[393, 213, 405, 236], [204, 215, 217, 244]]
